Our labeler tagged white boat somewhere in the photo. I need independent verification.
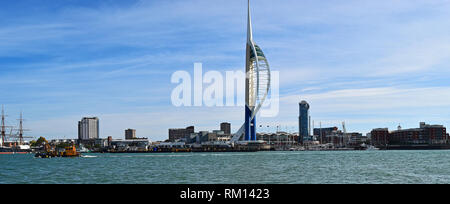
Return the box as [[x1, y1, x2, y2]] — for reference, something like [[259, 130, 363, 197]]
[[18, 145, 31, 150], [365, 145, 380, 151], [78, 145, 90, 153]]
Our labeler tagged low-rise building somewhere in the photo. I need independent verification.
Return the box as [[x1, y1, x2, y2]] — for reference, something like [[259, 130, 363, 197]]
[[371, 122, 448, 147], [109, 139, 150, 152], [168, 126, 195, 142], [257, 132, 299, 146], [371, 128, 389, 146]]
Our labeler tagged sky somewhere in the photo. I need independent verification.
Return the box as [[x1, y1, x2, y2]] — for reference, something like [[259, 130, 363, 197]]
[[1, 0, 450, 141]]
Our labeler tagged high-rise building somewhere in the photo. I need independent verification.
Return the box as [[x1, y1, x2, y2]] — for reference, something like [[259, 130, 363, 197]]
[[125, 129, 136, 140], [78, 117, 99, 140], [299, 101, 310, 144], [220, 122, 231, 135]]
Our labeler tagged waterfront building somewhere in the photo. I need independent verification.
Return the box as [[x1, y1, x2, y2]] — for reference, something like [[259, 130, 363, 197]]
[[204, 132, 218, 142], [154, 142, 190, 150], [195, 131, 219, 143], [220, 122, 231, 135], [312, 126, 366, 147], [298, 101, 310, 144], [182, 129, 230, 144], [371, 123, 448, 147], [109, 139, 150, 152], [347, 132, 367, 146], [257, 132, 299, 146], [314, 127, 338, 143], [371, 128, 389, 146], [78, 117, 99, 140], [313, 127, 338, 137], [315, 128, 342, 145], [217, 136, 231, 142], [390, 123, 447, 145], [168, 126, 195, 142], [76, 138, 108, 150], [125, 129, 136, 140]]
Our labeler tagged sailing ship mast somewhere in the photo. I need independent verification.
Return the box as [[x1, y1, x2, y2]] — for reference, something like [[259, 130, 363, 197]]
[[18, 112, 24, 145], [1, 105, 5, 147], [0, 106, 31, 147]]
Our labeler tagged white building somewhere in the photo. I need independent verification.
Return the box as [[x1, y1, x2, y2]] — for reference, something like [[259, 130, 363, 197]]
[[78, 117, 99, 140]]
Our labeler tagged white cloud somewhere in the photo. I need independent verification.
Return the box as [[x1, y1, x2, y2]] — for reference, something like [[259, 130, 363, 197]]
[[3, 0, 450, 139]]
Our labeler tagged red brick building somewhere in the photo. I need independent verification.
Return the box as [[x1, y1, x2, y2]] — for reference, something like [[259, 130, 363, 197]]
[[371, 123, 448, 147]]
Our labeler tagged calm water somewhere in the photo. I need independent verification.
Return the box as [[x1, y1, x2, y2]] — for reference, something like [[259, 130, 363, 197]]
[[1, 150, 450, 184]]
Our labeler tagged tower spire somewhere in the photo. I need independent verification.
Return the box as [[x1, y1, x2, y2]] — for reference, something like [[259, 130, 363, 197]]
[[247, 0, 253, 43]]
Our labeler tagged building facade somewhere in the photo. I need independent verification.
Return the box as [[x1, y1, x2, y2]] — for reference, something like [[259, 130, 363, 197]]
[[220, 122, 231, 135], [125, 129, 136, 140], [257, 132, 299, 146], [168, 126, 195, 142], [371, 123, 448, 147], [299, 101, 310, 144], [371, 128, 389, 146], [314, 127, 338, 143], [78, 117, 99, 140], [110, 139, 150, 152]]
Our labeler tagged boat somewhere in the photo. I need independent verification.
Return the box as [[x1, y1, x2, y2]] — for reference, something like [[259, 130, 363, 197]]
[[360, 143, 380, 151], [78, 144, 90, 153], [35, 144, 81, 158], [365, 145, 380, 151], [0, 144, 32, 155], [289, 147, 306, 151], [0, 147, 31, 154], [0, 107, 33, 154], [61, 145, 81, 157]]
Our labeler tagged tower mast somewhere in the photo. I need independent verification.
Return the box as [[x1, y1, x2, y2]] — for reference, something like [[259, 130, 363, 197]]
[[247, 0, 253, 43]]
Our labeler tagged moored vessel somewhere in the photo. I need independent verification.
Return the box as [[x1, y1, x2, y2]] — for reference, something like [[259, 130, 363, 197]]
[[0, 106, 33, 154], [0, 145, 32, 154]]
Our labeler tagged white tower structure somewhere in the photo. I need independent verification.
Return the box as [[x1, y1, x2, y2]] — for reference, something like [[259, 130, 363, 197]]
[[232, 0, 271, 142]]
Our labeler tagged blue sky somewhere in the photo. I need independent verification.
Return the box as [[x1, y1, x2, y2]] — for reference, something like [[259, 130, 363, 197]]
[[1, 0, 450, 141]]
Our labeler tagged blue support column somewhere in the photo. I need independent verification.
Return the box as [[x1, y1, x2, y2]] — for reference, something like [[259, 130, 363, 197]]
[[251, 117, 256, 141], [245, 106, 252, 141], [245, 105, 257, 141]]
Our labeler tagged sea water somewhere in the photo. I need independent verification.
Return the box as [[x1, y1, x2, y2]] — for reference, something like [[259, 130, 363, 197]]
[[1, 150, 450, 184]]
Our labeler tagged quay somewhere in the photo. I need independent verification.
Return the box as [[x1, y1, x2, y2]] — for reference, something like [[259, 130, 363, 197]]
[[379, 145, 450, 150]]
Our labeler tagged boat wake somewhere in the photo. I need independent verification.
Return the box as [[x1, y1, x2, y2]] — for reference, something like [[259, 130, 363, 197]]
[[81, 155, 97, 158]]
